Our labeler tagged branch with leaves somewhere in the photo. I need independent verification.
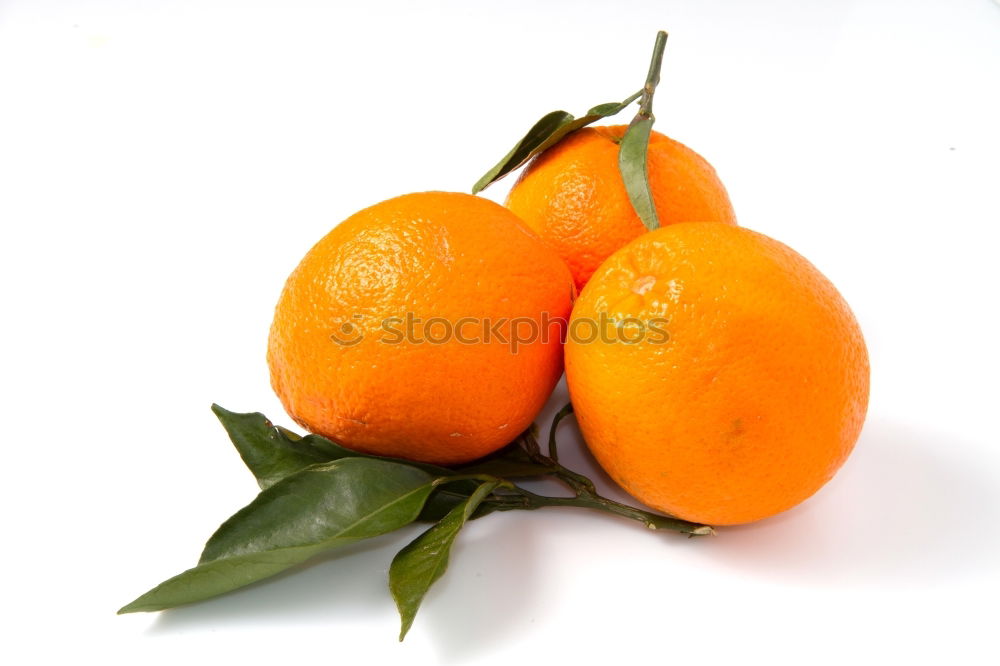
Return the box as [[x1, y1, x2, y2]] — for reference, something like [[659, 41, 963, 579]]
[[474, 30, 668, 231], [119, 402, 712, 640]]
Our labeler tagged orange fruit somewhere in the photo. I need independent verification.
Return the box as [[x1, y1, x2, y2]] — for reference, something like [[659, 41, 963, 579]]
[[268, 191, 574, 464], [506, 125, 737, 290], [565, 223, 869, 525]]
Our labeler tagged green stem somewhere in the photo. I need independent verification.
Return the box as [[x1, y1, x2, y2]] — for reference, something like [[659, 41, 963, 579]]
[[519, 424, 542, 457], [553, 466, 596, 495], [634, 30, 667, 123], [497, 486, 713, 536], [479, 390, 714, 537], [620, 88, 644, 108], [435, 474, 514, 490], [532, 402, 595, 494], [547, 403, 575, 463]]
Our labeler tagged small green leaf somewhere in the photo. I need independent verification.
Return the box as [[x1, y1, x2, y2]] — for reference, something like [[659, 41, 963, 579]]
[[618, 117, 660, 231], [389, 480, 499, 640], [472, 90, 642, 194], [118, 458, 437, 614], [472, 110, 570, 195]]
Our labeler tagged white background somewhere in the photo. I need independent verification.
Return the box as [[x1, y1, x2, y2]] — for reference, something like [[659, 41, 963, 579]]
[[2, 0, 998, 663]]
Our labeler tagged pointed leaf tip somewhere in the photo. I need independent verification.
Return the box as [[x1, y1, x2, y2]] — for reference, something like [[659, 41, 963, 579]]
[[118, 459, 439, 614], [472, 90, 642, 193], [212, 404, 344, 489], [389, 480, 499, 640]]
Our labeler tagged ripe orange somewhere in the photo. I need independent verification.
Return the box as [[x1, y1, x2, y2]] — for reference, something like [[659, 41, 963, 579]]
[[565, 223, 869, 525], [506, 125, 737, 290], [268, 191, 574, 464]]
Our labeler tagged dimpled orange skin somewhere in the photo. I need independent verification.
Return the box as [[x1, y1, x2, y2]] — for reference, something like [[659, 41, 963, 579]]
[[565, 223, 869, 525], [506, 125, 737, 291], [268, 191, 574, 465]]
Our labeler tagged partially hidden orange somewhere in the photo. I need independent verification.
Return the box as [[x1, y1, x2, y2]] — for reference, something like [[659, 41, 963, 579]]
[[565, 223, 869, 525], [506, 125, 737, 290], [268, 191, 574, 464]]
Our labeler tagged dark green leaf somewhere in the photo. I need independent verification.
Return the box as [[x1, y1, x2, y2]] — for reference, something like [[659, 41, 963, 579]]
[[618, 117, 660, 230], [198, 458, 434, 564], [212, 404, 462, 489], [389, 481, 499, 640], [211, 404, 354, 489], [457, 442, 552, 479], [454, 426, 551, 478], [457, 458, 552, 479], [472, 110, 572, 195], [118, 458, 437, 614], [472, 90, 641, 194]]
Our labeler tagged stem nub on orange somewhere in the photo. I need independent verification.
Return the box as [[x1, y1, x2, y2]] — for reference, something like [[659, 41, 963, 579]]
[[268, 192, 574, 464], [565, 223, 869, 525], [506, 125, 737, 290]]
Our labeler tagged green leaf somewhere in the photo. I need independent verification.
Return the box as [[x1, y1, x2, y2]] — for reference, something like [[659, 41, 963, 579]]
[[118, 458, 437, 614], [472, 90, 642, 194], [454, 426, 551, 478], [618, 117, 660, 230], [456, 441, 552, 479], [211, 404, 353, 489], [211, 404, 460, 490], [389, 480, 499, 640]]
